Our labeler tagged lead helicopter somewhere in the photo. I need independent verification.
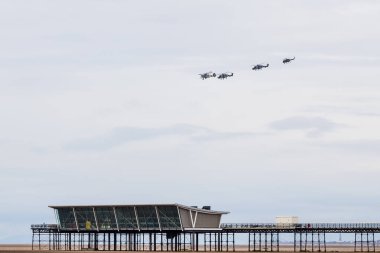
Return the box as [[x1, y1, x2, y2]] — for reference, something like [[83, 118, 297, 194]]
[[283, 57, 295, 64]]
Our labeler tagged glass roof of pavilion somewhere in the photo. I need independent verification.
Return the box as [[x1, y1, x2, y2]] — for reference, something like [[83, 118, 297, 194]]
[[50, 204, 228, 231]]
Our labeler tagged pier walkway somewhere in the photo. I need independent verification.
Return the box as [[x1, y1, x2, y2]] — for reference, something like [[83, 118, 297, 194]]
[[31, 223, 380, 252]]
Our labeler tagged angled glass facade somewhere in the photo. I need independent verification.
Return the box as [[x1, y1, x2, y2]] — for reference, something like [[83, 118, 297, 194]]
[[75, 207, 97, 230], [136, 206, 159, 230], [115, 207, 138, 230], [95, 207, 117, 230], [53, 204, 225, 231], [57, 207, 77, 230], [157, 206, 181, 230]]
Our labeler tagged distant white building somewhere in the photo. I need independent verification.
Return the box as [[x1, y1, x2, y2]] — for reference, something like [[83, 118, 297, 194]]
[[275, 216, 299, 224]]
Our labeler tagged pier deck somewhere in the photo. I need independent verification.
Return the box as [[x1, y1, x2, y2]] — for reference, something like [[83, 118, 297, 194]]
[[31, 223, 380, 252]]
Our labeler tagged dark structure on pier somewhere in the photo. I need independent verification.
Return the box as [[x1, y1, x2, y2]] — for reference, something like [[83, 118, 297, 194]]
[[32, 203, 380, 252]]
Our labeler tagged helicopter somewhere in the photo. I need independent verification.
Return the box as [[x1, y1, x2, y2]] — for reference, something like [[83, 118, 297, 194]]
[[217, 72, 234, 80], [252, 64, 269, 71], [283, 57, 295, 64], [199, 72, 216, 80]]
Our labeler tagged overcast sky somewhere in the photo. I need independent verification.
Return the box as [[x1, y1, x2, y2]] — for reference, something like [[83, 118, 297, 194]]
[[1, 0, 380, 242]]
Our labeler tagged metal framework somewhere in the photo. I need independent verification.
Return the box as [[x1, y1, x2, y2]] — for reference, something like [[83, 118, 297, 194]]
[[31, 205, 380, 252], [32, 223, 380, 252]]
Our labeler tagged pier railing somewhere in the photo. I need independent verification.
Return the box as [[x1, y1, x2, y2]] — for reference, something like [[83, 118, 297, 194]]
[[31, 224, 58, 229], [31, 223, 380, 252], [221, 223, 380, 229]]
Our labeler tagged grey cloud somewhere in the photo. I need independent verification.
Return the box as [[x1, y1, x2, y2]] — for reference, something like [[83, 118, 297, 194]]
[[303, 54, 380, 66], [270, 116, 341, 137], [317, 139, 380, 154], [304, 105, 380, 117], [64, 124, 257, 151]]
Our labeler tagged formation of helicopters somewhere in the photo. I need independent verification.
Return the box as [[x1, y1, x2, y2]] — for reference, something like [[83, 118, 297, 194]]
[[199, 57, 295, 80]]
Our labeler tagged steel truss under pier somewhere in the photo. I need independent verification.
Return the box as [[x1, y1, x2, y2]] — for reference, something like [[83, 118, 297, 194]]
[[32, 223, 380, 252], [32, 229, 235, 252]]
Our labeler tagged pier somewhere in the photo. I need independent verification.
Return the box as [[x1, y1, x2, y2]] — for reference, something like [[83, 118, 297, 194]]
[[31, 204, 380, 252]]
